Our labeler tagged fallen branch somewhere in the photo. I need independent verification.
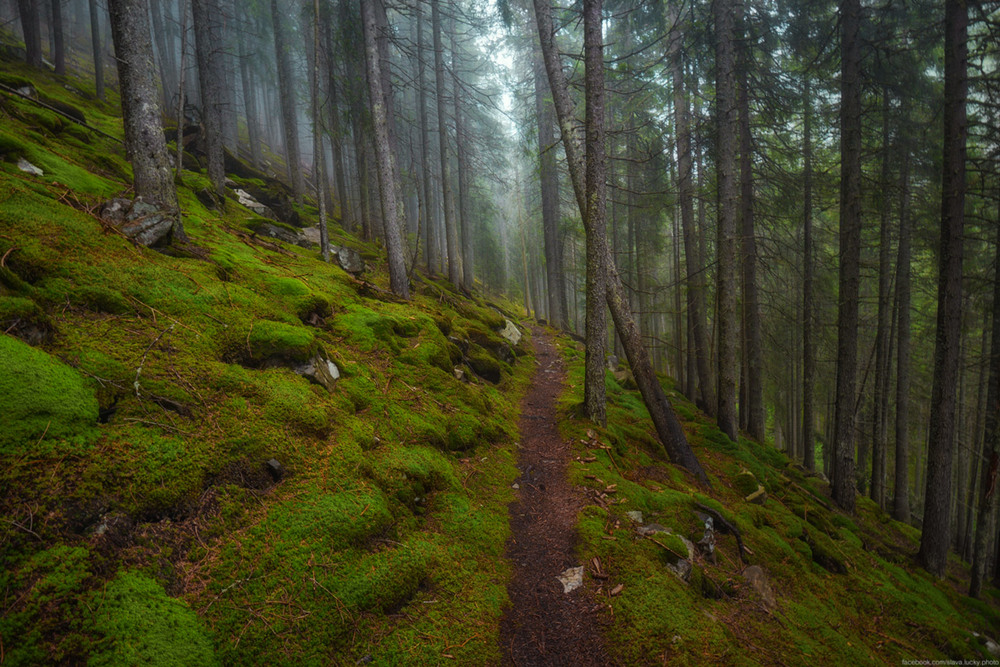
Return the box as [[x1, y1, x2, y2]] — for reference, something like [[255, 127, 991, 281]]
[[0, 81, 124, 143]]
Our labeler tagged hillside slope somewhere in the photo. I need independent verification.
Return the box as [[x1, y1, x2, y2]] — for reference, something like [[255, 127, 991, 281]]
[[1, 56, 998, 666]]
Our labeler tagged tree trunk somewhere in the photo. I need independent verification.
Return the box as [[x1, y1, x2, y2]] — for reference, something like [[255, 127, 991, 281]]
[[17, 0, 43, 68], [832, 0, 862, 513], [360, 0, 409, 299], [919, 0, 967, 577], [416, 2, 436, 272], [311, 0, 329, 262], [323, 9, 350, 230], [89, 0, 104, 98], [669, 3, 714, 416], [272, 0, 305, 199], [237, 18, 262, 169], [802, 80, 816, 471], [432, 0, 461, 288], [107, 0, 182, 235], [714, 0, 739, 444], [534, 48, 565, 329], [582, 0, 608, 425], [894, 147, 912, 522], [450, 22, 473, 289], [191, 0, 225, 198], [51, 0, 64, 74], [533, 0, 707, 484], [871, 89, 893, 511], [737, 6, 764, 442]]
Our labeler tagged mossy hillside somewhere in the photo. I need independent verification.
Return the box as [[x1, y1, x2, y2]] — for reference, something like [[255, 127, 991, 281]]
[[0, 60, 533, 664], [552, 336, 1000, 665]]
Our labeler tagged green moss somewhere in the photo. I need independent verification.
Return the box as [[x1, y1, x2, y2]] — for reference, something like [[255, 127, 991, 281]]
[[72, 284, 132, 314], [467, 344, 502, 383], [0, 334, 99, 454], [89, 571, 218, 666], [232, 319, 317, 364]]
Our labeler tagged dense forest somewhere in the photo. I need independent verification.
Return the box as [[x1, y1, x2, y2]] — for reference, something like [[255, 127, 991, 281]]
[[1, 0, 1000, 663]]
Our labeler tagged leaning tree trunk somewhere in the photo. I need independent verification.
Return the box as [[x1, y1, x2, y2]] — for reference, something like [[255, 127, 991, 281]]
[[107, 0, 183, 238], [533, 0, 708, 484], [832, 0, 862, 513], [919, 0, 967, 578], [714, 0, 739, 444], [191, 0, 225, 198], [360, 0, 409, 299]]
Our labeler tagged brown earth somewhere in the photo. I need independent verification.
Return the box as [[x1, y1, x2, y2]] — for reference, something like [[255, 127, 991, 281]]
[[499, 328, 615, 666]]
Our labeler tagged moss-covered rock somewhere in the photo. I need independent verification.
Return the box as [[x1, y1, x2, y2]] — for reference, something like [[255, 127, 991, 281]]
[[0, 334, 99, 453], [467, 344, 501, 383]]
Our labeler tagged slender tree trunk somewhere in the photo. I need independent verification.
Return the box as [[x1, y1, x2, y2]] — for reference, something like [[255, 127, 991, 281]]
[[534, 48, 564, 329], [360, 0, 409, 299], [803, 80, 816, 471], [107, 0, 182, 238], [17, 0, 43, 68], [451, 23, 473, 289], [148, 0, 172, 112], [272, 0, 305, 199], [582, 0, 607, 425], [51, 0, 64, 74], [669, 4, 714, 415], [323, 11, 350, 230], [89, 0, 104, 98], [311, 0, 329, 262], [533, 0, 707, 484], [714, 0, 739, 444], [174, 0, 186, 174], [737, 6, 764, 442], [919, 0, 967, 576], [237, 18, 262, 168], [191, 0, 225, 198], [872, 89, 893, 510], [416, 2, 436, 272], [832, 0, 862, 512], [894, 148, 912, 522], [432, 0, 461, 288]]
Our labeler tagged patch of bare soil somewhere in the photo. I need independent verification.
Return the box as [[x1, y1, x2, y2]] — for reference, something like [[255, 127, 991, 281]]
[[500, 328, 615, 666]]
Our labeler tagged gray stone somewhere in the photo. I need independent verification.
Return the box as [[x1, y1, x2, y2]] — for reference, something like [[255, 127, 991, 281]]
[[266, 458, 284, 481], [292, 353, 340, 391], [453, 367, 466, 382], [697, 517, 716, 563], [626, 510, 643, 523], [743, 565, 776, 608], [557, 566, 584, 593], [255, 222, 302, 246], [638, 523, 669, 536], [666, 558, 692, 582], [746, 486, 768, 504], [332, 246, 364, 274], [235, 188, 277, 219], [16, 158, 43, 176], [499, 318, 522, 346], [100, 197, 176, 247]]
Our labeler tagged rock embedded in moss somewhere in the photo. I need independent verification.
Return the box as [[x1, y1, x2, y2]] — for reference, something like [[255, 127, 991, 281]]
[[0, 334, 99, 453]]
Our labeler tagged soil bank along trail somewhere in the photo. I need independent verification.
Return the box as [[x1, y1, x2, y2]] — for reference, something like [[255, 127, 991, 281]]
[[500, 329, 613, 666]]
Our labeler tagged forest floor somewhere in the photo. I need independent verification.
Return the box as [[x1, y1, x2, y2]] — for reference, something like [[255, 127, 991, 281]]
[[500, 328, 614, 666]]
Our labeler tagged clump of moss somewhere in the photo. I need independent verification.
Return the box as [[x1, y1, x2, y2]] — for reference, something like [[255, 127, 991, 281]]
[[88, 571, 218, 666], [72, 284, 132, 315], [0, 334, 99, 454], [226, 319, 317, 365], [467, 344, 501, 383]]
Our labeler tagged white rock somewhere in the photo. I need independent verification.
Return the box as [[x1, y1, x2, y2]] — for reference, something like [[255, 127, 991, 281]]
[[557, 566, 584, 593], [626, 510, 644, 523], [499, 319, 521, 346], [17, 158, 43, 176]]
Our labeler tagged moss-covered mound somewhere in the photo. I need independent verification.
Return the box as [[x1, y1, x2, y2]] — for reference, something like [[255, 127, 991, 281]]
[[0, 334, 99, 454]]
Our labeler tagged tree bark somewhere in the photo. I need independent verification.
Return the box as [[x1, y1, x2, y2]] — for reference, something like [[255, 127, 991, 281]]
[[432, 0, 461, 288], [893, 147, 912, 522], [89, 0, 104, 99], [191, 0, 225, 198], [272, 0, 305, 199], [802, 80, 816, 471], [533, 0, 708, 484], [534, 47, 565, 329], [416, 2, 437, 272], [582, 0, 608, 425], [451, 20, 473, 289], [51, 0, 65, 74], [832, 0, 862, 512], [311, 0, 330, 262], [237, 17, 262, 169], [737, 5, 764, 442], [17, 0, 43, 68], [714, 0, 739, 444], [323, 9, 351, 229], [360, 0, 409, 299], [919, 0, 967, 577], [107, 0, 182, 235]]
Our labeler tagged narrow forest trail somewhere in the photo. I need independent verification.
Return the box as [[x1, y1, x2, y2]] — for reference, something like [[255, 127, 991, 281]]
[[500, 329, 614, 666]]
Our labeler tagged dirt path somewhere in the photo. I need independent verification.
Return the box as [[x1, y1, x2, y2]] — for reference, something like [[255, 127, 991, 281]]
[[500, 328, 613, 666]]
